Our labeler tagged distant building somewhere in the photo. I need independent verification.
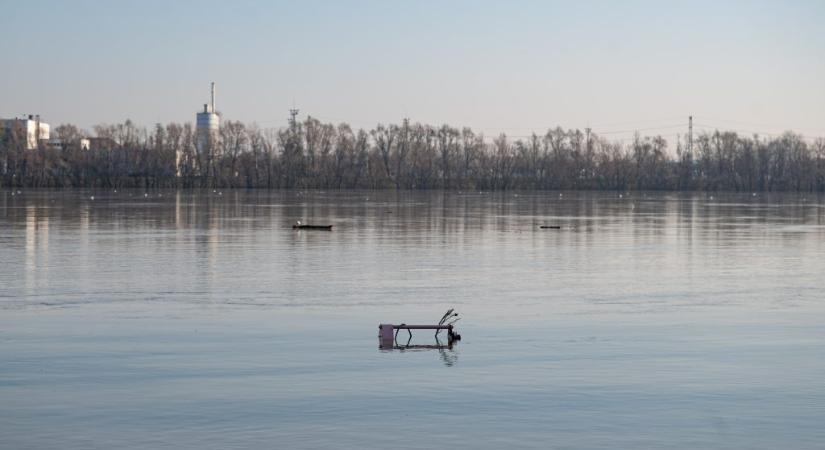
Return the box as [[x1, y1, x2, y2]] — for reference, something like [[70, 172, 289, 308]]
[[41, 136, 116, 152], [1, 115, 50, 150], [86, 137, 116, 151], [44, 137, 91, 151], [196, 82, 220, 155]]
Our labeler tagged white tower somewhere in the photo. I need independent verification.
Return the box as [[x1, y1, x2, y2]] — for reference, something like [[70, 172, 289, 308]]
[[196, 82, 220, 155]]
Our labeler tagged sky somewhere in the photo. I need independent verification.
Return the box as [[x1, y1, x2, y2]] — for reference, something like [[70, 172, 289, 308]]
[[2, 0, 824, 144]]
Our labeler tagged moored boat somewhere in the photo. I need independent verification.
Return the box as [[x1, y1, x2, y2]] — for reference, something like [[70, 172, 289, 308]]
[[293, 221, 333, 230]]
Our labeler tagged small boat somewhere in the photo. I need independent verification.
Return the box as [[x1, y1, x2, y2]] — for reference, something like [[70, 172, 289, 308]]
[[292, 221, 332, 230], [539, 225, 561, 229]]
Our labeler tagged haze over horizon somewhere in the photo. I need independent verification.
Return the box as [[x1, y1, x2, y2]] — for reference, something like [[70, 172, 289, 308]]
[[2, 0, 824, 143]]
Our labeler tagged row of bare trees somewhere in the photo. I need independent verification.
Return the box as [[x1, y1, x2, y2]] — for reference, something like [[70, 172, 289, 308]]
[[2, 117, 824, 191]]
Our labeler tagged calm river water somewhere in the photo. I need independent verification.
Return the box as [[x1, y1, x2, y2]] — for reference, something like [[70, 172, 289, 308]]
[[1, 190, 824, 449]]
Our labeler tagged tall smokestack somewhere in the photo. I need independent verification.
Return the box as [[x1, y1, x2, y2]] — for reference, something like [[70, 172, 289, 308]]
[[211, 82, 216, 113]]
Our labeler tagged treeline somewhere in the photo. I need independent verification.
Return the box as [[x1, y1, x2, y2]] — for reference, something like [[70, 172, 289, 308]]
[[2, 117, 824, 191]]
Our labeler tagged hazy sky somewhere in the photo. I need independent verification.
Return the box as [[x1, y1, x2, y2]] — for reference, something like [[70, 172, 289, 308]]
[[2, 0, 824, 143]]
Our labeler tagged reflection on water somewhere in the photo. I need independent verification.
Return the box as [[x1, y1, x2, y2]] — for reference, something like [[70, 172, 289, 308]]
[[2, 189, 823, 313], [23, 204, 51, 296], [379, 336, 458, 367], [1, 189, 824, 449]]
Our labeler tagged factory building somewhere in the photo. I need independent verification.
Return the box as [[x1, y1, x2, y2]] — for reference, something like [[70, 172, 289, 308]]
[[196, 82, 220, 155], [1, 115, 50, 150]]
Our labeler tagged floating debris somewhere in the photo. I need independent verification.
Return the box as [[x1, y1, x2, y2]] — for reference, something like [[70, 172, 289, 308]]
[[378, 308, 461, 350]]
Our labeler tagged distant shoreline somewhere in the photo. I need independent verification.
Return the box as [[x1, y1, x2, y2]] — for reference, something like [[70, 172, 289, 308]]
[[3, 118, 824, 192]]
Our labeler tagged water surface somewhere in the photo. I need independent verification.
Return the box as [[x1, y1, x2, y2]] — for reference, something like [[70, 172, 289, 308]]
[[1, 190, 824, 449]]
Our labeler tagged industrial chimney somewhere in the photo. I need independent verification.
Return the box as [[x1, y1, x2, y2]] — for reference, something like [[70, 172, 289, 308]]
[[211, 82, 216, 113]]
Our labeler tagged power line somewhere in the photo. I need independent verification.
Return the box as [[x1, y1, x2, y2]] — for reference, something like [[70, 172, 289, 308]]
[[594, 124, 685, 135], [586, 116, 687, 128], [695, 116, 825, 136], [692, 123, 825, 141], [311, 115, 692, 134], [255, 112, 825, 144]]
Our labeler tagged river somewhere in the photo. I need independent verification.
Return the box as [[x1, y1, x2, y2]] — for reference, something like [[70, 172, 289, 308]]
[[1, 189, 823, 449]]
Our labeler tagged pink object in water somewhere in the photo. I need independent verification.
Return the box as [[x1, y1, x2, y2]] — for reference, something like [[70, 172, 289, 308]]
[[379, 324, 394, 340]]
